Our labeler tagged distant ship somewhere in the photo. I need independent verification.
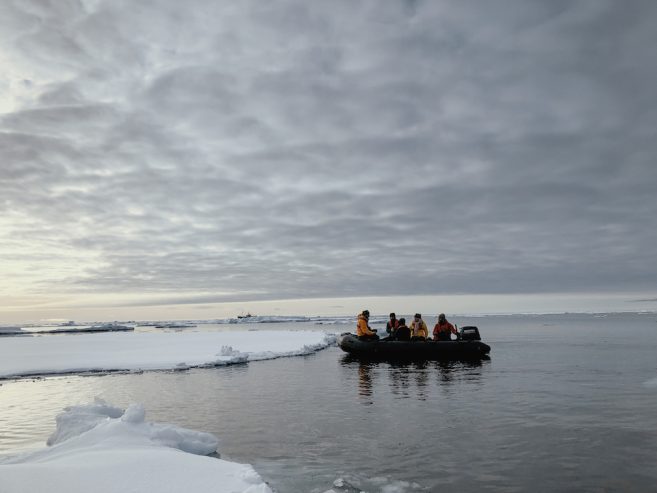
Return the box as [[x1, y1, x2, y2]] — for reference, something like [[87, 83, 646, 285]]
[[236, 313, 254, 319]]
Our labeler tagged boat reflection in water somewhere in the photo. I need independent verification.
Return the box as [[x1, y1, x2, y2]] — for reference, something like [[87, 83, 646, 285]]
[[340, 355, 490, 404]]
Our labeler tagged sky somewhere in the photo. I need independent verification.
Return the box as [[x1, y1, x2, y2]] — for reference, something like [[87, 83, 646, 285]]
[[1, 0, 656, 323]]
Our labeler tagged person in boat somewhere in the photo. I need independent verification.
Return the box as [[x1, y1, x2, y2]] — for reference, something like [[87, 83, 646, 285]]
[[433, 313, 458, 341], [356, 310, 379, 341], [392, 317, 411, 341], [409, 313, 428, 341], [386, 313, 400, 336]]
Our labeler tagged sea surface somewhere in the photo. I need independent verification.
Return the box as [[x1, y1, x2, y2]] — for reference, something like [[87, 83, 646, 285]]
[[2, 313, 657, 492]]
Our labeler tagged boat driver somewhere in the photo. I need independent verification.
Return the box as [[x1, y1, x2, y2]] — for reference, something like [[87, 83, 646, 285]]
[[433, 313, 458, 341]]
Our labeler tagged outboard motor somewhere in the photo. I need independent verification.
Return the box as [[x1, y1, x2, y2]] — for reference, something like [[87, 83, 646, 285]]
[[459, 326, 481, 341]]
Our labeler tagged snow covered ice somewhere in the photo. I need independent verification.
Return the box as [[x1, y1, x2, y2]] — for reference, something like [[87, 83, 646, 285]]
[[0, 399, 273, 493], [0, 329, 335, 379], [0, 329, 339, 492]]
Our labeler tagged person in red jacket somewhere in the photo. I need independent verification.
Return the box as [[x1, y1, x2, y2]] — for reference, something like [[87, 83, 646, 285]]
[[386, 312, 400, 336], [433, 313, 458, 341]]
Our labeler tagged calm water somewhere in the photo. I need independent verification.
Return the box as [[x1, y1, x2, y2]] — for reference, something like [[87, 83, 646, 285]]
[[2, 313, 657, 492]]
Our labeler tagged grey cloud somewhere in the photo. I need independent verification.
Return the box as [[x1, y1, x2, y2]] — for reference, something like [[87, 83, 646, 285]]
[[1, 0, 656, 311]]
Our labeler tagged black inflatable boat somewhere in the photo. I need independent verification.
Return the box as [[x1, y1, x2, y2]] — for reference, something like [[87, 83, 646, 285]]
[[338, 326, 491, 360]]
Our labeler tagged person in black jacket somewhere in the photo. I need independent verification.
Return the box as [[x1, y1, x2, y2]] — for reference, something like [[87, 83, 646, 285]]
[[392, 318, 410, 341]]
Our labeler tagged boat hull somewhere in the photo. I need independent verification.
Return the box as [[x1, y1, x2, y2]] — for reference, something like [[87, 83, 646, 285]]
[[338, 333, 491, 360]]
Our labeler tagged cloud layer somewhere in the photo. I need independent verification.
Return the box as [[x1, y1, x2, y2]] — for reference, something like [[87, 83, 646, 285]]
[[2, 0, 656, 314]]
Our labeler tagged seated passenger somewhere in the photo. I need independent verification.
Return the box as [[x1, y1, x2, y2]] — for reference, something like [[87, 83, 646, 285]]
[[356, 310, 379, 341], [393, 318, 410, 341], [433, 313, 458, 341], [409, 313, 428, 341], [386, 312, 400, 336]]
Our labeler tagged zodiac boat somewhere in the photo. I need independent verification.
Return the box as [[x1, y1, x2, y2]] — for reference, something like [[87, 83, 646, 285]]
[[338, 326, 491, 360]]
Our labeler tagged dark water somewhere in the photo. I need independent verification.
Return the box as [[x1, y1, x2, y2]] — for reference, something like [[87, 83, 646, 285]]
[[2, 313, 657, 492]]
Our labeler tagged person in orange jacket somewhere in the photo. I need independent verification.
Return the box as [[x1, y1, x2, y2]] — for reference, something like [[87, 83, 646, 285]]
[[433, 313, 458, 341], [356, 310, 379, 340], [409, 313, 428, 341]]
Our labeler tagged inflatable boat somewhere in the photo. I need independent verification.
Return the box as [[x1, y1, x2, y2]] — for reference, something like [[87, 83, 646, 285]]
[[338, 326, 491, 360]]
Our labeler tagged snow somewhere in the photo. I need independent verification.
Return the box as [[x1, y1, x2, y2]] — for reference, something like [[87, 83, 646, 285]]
[[0, 399, 273, 493], [0, 329, 335, 379], [3, 323, 134, 335], [37, 323, 134, 334]]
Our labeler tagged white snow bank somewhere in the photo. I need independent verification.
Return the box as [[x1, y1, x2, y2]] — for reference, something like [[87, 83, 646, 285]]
[[0, 330, 335, 379], [0, 399, 272, 493]]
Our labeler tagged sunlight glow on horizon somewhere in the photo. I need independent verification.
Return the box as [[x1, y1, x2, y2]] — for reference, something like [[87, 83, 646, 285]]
[[1, 292, 656, 325]]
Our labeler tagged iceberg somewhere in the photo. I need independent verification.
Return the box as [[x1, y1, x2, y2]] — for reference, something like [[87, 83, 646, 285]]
[[0, 400, 273, 493]]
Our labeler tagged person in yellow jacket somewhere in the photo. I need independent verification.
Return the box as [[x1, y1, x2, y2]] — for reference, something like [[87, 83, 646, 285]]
[[409, 313, 428, 341], [356, 310, 378, 340]]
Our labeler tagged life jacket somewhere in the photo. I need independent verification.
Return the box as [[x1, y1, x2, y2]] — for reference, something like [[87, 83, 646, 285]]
[[410, 320, 428, 338], [435, 321, 455, 334], [387, 319, 399, 332]]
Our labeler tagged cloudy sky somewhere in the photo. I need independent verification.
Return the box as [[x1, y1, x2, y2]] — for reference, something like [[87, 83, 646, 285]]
[[1, 0, 656, 322]]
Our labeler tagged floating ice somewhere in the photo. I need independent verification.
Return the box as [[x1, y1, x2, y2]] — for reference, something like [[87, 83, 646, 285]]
[[0, 400, 272, 493], [325, 474, 426, 493], [0, 329, 335, 379]]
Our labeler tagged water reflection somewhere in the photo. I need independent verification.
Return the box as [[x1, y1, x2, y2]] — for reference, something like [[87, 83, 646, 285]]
[[357, 361, 374, 404], [340, 355, 490, 404], [388, 361, 412, 399], [391, 361, 430, 401]]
